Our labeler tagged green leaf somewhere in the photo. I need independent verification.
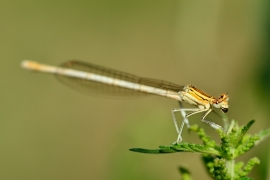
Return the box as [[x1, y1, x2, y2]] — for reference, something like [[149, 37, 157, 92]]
[[129, 148, 174, 154], [130, 143, 221, 155], [234, 135, 259, 157], [240, 120, 255, 137], [231, 120, 255, 148]]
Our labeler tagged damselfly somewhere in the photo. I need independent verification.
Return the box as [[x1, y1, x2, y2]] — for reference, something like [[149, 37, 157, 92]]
[[21, 60, 229, 143]]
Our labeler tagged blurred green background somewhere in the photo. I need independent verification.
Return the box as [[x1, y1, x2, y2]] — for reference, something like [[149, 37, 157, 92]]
[[1, 1, 270, 179]]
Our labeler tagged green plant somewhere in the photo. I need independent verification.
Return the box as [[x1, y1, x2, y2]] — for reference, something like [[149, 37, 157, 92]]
[[130, 120, 270, 180]]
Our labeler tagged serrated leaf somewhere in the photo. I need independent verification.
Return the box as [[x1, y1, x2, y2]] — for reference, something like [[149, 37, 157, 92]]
[[129, 148, 175, 154], [169, 143, 195, 152], [241, 120, 255, 136], [232, 120, 255, 147], [188, 144, 220, 155], [130, 143, 221, 155]]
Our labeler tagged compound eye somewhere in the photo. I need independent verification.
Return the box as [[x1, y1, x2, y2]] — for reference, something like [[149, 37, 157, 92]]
[[222, 108, 228, 113]]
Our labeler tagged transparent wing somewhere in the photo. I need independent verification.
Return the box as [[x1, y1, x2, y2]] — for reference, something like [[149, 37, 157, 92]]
[[55, 60, 184, 97]]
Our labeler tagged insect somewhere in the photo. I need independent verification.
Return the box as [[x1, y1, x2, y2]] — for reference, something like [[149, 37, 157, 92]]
[[21, 60, 229, 143]]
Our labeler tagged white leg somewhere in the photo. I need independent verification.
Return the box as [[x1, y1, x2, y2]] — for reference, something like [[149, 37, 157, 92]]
[[172, 108, 201, 132], [183, 108, 224, 130], [171, 102, 189, 143], [171, 109, 184, 143], [171, 105, 225, 143], [201, 109, 224, 131], [172, 107, 204, 143], [212, 110, 228, 131], [178, 101, 190, 129]]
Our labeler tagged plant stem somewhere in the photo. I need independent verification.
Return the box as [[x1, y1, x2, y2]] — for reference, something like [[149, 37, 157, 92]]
[[226, 157, 235, 178]]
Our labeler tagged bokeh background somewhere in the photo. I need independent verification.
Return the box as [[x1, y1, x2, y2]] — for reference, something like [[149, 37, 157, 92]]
[[1, 1, 270, 179]]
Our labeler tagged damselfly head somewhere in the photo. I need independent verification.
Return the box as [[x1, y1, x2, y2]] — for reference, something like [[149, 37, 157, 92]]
[[213, 93, 229, 113]]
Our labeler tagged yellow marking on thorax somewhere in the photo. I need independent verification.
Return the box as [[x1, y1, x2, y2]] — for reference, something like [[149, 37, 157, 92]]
[[188, 85, 215, 104]]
